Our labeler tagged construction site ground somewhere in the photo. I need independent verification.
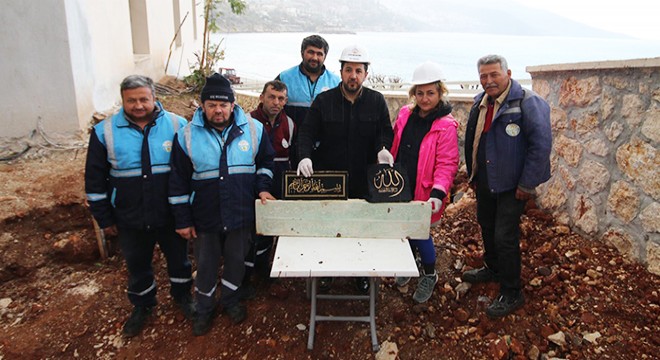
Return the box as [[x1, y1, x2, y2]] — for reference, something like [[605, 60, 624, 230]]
[[0, 78, 658, 360]]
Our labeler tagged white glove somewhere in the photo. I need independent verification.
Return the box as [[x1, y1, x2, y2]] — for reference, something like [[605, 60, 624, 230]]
[[297, 158, 314, 177], [427, 197, 442, 214], [377, 148, 394, 167]]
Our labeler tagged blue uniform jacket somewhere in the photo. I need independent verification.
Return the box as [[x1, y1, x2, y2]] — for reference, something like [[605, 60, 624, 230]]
[[168, 105, 274, 232], [277, 64, 340, 126], [85, 104, 187, 229], [464, 79, 552, 193]]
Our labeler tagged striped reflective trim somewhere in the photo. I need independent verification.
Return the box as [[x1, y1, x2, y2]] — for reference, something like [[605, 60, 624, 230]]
[[287, 101, 312, 107], [228, 166, 256, 175], [184, 123, 193, 157], [103, 119, 118, 168], [127, 281, 156, 296], [110, 168, 142, 178], [257, 168, 273, 178], [190, 191, 195, 204], [170, 276, 192, 284], [244, 261, 255, 268], [152, 164, 171, 174], [86, 193, 107, 201], [256, 247, 270, 256], [244, 114, 259, 160], [274, 157, 289, 162], [171, 116, 181, 133], [286, 115, 295, 144], [221, 278, 239, 291], [110, 188, 117, 207], [168, 195, 190, 205], [195, 284, 217, 298], [192, 170, 220, 180]]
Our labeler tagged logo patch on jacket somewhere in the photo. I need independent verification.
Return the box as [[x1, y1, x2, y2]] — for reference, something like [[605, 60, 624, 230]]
[[506, 124, 521, 137], [238, 139, 250, 151], [162, 140, 173, 152]]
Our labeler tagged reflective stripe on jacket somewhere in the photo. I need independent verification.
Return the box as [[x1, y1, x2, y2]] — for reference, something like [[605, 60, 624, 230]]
[[85, 104, 186, 229], [168, 105, 274, 232]]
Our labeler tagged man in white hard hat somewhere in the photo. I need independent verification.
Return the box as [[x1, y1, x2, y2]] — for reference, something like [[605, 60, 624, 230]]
[[296, 44, 394, 293]]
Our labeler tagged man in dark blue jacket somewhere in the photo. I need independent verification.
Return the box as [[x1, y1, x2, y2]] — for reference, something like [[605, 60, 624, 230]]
[[85, 75, 194, 337], [463, 55, 552, 318], [168, 73, 275, 335]]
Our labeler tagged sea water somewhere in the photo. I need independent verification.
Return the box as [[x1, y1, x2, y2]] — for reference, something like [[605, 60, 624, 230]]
[[210, 31, 659, 82]]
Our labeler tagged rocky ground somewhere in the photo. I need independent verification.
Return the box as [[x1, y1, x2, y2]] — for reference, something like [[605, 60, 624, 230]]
[[0, 79, 658, 360]]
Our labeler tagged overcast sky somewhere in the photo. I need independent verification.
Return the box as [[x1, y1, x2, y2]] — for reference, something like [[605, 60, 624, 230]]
[[512, 0, 659, 40]]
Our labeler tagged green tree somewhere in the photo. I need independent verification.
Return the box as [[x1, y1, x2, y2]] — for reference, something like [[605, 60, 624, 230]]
[[185, 0, 246, 90]]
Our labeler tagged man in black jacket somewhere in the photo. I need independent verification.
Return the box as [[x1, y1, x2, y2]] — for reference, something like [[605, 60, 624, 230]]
[[296, 45, 394, 293]]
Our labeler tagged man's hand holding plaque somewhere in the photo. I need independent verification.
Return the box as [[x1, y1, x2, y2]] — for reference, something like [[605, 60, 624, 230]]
[[297, 158, 314, 177]]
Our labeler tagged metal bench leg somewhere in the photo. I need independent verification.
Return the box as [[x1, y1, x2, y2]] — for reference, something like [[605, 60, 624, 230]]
[[307, 277, 318, 350], [369, 277, 380, 352]]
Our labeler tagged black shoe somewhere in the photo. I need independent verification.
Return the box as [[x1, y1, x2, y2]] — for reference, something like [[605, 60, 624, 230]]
[[224, 303, 247, 324], [122, 306, 153, 337], [461, 267, 498, 284], [319, 277, 334, 292], [355, 277, 370, 294], [486, 293, 525, 318], [174, 294, 196, 320], [192, 311, 214, 336]]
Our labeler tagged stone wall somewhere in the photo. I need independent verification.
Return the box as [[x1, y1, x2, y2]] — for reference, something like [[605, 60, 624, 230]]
[[527, 58, 660, 274]]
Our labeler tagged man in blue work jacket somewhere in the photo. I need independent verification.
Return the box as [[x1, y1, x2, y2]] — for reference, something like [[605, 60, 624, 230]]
[[463, 55, 552, 318], [85, 75, 194, 338], [277, 34, 340, 166], [168, 73, 275, 336]]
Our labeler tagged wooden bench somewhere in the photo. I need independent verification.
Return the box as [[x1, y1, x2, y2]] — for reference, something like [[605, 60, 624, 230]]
[[255, 199, 431, 351]]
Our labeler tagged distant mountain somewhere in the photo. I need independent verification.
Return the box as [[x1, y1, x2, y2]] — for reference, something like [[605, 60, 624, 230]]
[[215, 0, 628, 38]]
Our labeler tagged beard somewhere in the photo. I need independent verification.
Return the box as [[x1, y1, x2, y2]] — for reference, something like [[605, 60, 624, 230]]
[[303, 60, 321, 74], [342, 81, 361, 94]]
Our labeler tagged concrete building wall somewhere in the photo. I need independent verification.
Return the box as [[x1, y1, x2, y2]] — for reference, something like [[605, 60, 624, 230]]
[[0, 0, 204, 138], [0, 0, 80, 137]]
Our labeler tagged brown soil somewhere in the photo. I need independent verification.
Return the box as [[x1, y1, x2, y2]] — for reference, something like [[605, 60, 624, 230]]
[[0, 79, 658, 360]]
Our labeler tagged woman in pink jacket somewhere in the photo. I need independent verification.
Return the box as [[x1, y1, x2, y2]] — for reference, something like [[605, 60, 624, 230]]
[[390, 61, 459, 303]]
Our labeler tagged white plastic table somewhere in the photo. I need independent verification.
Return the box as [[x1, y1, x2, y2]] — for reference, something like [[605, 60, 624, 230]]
[[270, 236, 419, 351]]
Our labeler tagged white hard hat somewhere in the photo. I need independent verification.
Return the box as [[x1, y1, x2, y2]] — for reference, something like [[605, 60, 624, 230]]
[[411, 61, 445, 84], [339, 45, 370, 64]]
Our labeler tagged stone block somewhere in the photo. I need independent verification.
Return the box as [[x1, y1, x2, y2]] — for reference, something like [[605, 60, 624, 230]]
[[255, 199, 431, 239]]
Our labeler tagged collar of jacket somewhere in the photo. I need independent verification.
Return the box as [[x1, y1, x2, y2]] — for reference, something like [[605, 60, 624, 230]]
[[118, 102, 163, 127], [252, 103, 287, 126], [297, 63, 327, 81]]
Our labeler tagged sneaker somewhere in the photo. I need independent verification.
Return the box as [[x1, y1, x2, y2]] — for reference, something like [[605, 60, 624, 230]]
[[122, 306, 153, 337], [486, 293, 525, 318], [461, 267, 498, 284], [355, 277, 370, 294], [192, 311, 214, 336], [395, 277, 411, 287], [174, 294, 196, 320], [224, 303, 247, 324], [413, 271, 438, 303]]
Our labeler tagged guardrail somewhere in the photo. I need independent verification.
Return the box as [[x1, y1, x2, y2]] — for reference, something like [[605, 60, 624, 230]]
[[233, 79, 533, 95]]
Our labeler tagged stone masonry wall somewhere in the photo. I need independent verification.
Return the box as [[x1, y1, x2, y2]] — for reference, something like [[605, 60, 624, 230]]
[[526, 58, 660, 274]]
